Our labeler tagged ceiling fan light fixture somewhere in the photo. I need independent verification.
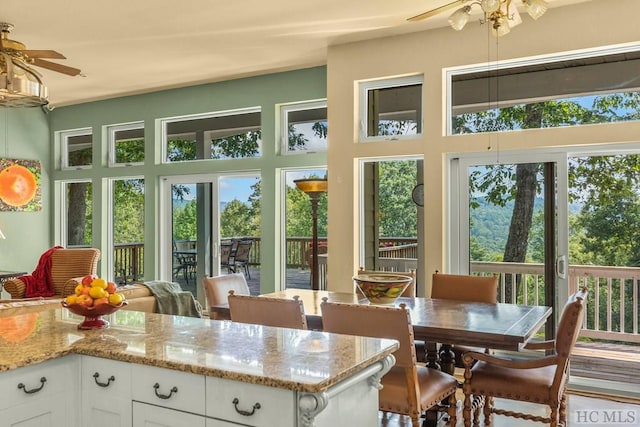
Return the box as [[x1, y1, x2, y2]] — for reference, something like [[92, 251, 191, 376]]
[[523, 0, 548, 20], [481, 0, 502, 13], [448, 5, 472, 31], [0, 53, 49, 107]]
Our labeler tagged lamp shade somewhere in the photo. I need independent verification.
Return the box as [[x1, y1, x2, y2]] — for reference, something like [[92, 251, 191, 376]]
[[294, 178, 327, 194], [523, 0, 548, 20], [448, 6, 472, 31]]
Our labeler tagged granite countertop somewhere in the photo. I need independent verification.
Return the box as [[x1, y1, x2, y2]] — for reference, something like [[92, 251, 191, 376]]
[[0, 308, 398, 393]]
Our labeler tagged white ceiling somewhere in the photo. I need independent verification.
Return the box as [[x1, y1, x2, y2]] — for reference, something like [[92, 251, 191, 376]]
[[3, 0, 582, 106]]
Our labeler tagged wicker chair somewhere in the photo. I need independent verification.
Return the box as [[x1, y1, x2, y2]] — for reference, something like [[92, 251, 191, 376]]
[[321, 300, 458, 427], [4, 248, 100, 300], [462, 288, 588, 427]]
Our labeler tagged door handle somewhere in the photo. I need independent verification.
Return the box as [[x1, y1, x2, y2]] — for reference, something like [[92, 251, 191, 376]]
[[556, 255, 567, 279]]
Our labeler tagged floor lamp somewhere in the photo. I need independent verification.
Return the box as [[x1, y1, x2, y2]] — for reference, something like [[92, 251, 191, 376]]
[[294, 178, 327, 291]]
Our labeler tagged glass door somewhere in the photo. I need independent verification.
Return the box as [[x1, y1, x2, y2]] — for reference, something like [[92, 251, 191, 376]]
[[452, 152, 568, 336], [160, 173, 260, 302]]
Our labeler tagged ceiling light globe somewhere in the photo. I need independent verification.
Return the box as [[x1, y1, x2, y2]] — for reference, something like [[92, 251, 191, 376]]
[[481, 0, 502, 13], [523, 0, 548, 20], [448, 6, 472, 31]]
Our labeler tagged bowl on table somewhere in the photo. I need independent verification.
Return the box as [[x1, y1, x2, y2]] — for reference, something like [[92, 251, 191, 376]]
[[353, 273, 413, 305], [61, 300, 128, 330]]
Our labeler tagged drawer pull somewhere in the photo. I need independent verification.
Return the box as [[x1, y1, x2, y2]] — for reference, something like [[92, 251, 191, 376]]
[[232, 397, 261, 416], [153, 382, 178, 399], [93, 372, 116, 388], [18, 377, 47, 394]]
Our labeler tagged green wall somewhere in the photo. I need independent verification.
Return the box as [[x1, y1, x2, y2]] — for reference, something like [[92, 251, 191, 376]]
[[47, 66, 327, 295], [0, 107, 51, 276]]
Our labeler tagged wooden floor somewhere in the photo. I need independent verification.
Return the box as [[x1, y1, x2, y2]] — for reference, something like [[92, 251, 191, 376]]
[[379, 392, 640, 426]]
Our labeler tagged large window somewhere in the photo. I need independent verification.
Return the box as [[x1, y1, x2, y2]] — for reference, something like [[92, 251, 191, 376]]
[[359, 76, 423, 142], [162, 108, 262, 163], [110, 177, 145, 284], [108, 122, 145, 167], [61, 128, 92, 170], [280, 100, 327, 154], [63, 180, 92, 247], [449, 47, 640, 135]]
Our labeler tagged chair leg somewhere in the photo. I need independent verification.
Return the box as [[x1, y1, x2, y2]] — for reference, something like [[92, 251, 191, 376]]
[[447, 393, 457, 426], [483, 396, 492, 426], [559, 391, 568, 425], [463, 391, 472, 427]]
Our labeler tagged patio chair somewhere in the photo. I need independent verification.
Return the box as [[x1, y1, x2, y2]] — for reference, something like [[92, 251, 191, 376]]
[[229, 240, 253, 279], [172, 241, 196, 284], [228, 293, 307, 329], [203, 273, 249, 320], [462, 288, 588, 427], [220, 241, 234, 274], [321, 300, 458, 427]]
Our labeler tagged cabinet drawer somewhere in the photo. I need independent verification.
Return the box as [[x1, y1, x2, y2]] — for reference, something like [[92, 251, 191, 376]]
[[0, 356, 77, 411], [82, 355, 132, 398], [132, 364, 205, 414], [206, 377, 295, 425], [133, 402, 206, 427]]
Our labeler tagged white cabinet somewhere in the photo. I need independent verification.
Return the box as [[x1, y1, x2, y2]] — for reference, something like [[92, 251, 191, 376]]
[[131, 363, 205, 415], [81, 355, 132, 427], [132, 402, 206, 427], [0, 355, 79, 427], [206, 376, 295, 426]]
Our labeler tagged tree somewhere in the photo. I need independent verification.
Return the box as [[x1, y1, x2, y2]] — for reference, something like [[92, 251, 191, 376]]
[[378, 160, 417, 237]]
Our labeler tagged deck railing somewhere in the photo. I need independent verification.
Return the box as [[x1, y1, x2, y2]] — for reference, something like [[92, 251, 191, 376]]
[[112, 240, 640, 344]]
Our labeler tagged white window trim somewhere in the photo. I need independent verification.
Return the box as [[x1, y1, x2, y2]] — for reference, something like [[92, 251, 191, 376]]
[[107, 121, 145, 167], [358, 75, 424, 143], [60, 127, 93, 170], [159, 106, 262, 164], [279, 99, 327, 155]]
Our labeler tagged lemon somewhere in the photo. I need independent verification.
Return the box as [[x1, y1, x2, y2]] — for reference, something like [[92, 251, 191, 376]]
[[65, 295, 78, 305], [108, 293, 125, 305], [89, 286, 108, 299], [91, 278, 108, 289]]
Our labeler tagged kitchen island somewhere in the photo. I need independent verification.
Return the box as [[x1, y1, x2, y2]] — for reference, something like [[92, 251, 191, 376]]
[[0, 308, 397, 427]]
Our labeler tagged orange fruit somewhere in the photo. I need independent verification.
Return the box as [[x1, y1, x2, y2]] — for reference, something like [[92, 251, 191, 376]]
[[75, 284, 85, 296], [0, 164, 37, 207], [65, 295, 78, 305]]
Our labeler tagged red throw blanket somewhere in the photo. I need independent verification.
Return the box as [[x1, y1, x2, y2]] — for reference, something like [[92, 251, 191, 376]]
[[20, 246, 64, 298]]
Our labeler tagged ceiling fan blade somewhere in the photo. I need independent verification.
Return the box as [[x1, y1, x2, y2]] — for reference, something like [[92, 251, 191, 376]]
[[21, 49, 66, 59], [31, 58, 81, 76], [407, 0, 468, 22]]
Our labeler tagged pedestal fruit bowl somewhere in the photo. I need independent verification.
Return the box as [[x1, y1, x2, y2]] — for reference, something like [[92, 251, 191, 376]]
[[61, 275, 127, 330], [353, 273, 413, 305]]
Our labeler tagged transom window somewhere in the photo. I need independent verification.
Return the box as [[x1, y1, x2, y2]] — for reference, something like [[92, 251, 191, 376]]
[[161, 108, 262, 163], [359, 75, 423, 142], [108, 122, 145, 167], [448, 46, 640, 135], [280, 100, 327, 154], [61, 128, 93, 170]]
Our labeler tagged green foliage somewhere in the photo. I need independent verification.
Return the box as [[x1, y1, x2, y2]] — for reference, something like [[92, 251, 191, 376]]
[[377, 161, 417, 237], [173, 200, 197, 240], [112, 179, 144, 244], [220, 199, 258, 237]]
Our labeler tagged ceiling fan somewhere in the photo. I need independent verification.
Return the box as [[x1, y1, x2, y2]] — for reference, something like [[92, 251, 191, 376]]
[[0, 22, 82, 106], [0, 22, 81, 76], [408, 0, 549, 37]]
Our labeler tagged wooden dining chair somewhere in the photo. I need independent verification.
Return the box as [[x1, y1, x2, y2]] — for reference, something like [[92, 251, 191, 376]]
[[228, 293, 307, 329], [202, 273, 250, 320], [320, 300, 458, 427], [431, 272, 499, 368], [462, 288, 588, 427], [357, 267, 416, 297]]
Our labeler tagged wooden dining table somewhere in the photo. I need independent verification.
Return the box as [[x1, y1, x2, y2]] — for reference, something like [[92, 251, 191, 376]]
[[210, 288, 552, 373]]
